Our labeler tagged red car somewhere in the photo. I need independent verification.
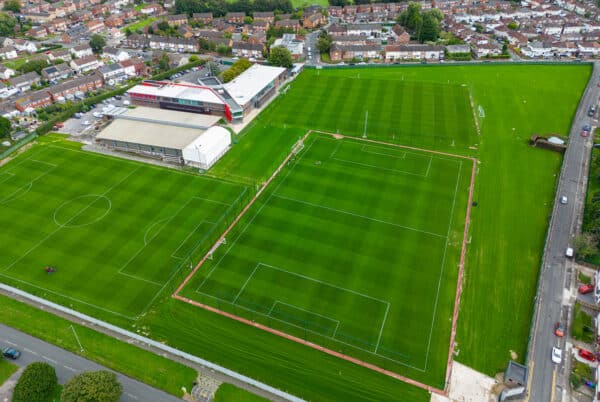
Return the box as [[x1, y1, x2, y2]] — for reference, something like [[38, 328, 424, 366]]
[[579, 348, 595, 362], [582, 130, 590, 137], [554, 322, 564, 337], [579, 284, 594, 294]]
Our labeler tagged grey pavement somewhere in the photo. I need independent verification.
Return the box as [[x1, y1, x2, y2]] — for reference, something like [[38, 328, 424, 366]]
[[526, 62, 599, 401], [0, 324, 182, 402]]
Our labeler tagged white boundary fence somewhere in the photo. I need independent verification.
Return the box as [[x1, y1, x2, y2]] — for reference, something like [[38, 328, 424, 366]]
[[0, 283, 304, 402]]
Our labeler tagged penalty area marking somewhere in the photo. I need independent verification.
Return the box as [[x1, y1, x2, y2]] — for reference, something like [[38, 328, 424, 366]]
[[268, 300, 341, 338]]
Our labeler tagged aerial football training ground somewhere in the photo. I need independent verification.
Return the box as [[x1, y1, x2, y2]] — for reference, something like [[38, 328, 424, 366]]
[[0, 65, 592, 401]]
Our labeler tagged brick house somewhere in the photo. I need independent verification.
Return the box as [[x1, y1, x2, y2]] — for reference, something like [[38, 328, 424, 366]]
[[232, 41, 264, 58], [15, 90, 53, 111]]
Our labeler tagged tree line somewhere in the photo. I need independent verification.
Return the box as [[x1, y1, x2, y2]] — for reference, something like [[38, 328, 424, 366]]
[[175, 0, 294, 18]]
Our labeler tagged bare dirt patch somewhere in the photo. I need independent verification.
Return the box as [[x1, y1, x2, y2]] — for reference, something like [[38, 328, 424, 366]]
[[431, 362, 500, 402]]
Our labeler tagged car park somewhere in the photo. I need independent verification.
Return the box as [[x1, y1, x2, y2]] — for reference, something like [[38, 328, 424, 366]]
[[578, 348, 596, 362], [2, 347, 20, 360], [551, 347, 562, 364], [554, 321, 564, 337], [579, 284, 594, 294]]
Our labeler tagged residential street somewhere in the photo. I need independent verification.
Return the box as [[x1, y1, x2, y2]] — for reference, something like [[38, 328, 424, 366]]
[[526, 62, 599, 401], [0, 324, 182, 402]]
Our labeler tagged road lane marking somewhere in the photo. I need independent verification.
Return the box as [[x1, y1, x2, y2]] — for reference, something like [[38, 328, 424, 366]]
[[24, 348, 38, 355], [41, 356, 57, 364], [64, 366, 76, 372], [125, 392, 138, 400], [4, 341, 17, 347], [525, 360, 534, 402]]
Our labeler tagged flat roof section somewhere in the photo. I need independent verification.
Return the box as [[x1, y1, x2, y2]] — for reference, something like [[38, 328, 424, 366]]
[[128, 83, 225, 105], [224, 64, 286, 108], [97, 119, 202, 150], [120, 106, 221, 129]]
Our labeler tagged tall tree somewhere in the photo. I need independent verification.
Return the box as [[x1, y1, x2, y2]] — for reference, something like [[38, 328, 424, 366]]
[[316, 31, 332, 54], [0, 13, 17, 37], [398, 2, 422, 32], [0, 116, 10, 138], [158, 52, 170, 71], [419, 11, 440, 42], [3, 0, 21, 13], [268, 46, 293, 68], [62, 371, 122, 402], [89, 34, 106, 54]]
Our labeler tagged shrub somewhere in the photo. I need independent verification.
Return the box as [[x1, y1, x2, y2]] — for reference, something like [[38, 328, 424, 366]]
[[12, 362, 57, 402], [62, 371, 122, 402]]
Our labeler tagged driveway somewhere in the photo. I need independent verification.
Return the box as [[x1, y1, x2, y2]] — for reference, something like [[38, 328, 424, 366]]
[[0, 324, 182, 402]]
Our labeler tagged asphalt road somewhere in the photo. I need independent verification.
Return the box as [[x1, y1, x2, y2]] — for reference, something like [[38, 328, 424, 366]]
[[0, 324, 182, 402], [526, 63, 599, 401]]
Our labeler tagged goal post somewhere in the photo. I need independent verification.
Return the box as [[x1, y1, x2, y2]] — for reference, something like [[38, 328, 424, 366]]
[[291, 138, 304, 156]]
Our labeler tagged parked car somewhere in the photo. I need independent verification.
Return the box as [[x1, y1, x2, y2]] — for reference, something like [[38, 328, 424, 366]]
[[566, 247, 574, 258], [552, 347, 562, 364], [581, 129, 590, 137], [74, 112, 82, 119], [579, 284, 594, 294], [554, 321, 564, 337], [2, 347, 20, 360], [82, 120, 91, 126], [588, 106, 596, 117], [560, 195, 568, 204], [115, 95, 122, 100], [579, 348, 595, 362]]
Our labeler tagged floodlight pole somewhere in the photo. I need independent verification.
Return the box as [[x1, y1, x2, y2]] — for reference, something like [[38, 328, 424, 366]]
[[363, 111, 368, 138]]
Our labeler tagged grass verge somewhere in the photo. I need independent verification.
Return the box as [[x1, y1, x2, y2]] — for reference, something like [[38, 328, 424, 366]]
[[214, 383, 269, 402], [0, 359, 18, 385], [0, 294, 196, 397]]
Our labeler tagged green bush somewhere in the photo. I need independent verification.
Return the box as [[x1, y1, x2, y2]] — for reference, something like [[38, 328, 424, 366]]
[[578, 271, 592, 285], [570, 373, 582, 390], [12, 362, 57, 402], [61, 371, 122, 402]]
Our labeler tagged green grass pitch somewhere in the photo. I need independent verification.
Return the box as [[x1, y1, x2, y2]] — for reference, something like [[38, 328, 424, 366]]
[[181, 132, 473, 384], [0, 64, 591, 402], [0, 138, 247, 319]]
